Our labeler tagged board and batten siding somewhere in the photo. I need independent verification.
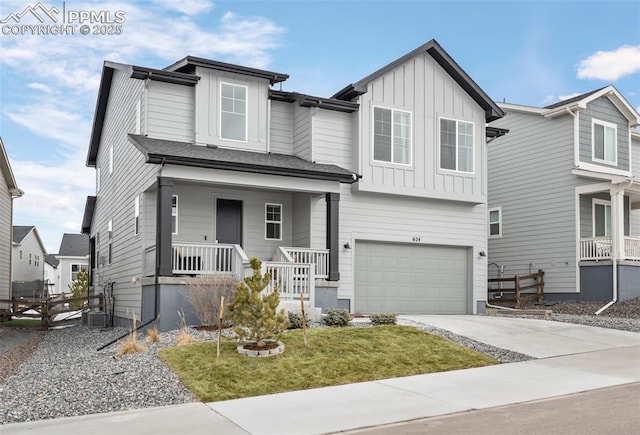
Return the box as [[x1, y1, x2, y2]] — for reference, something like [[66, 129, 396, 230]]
[[193, 68, 270, 152], [355, 52, 486, 203], [171, 183, 293, 261], [269, 100, 293, 155], [145, 81, 194, 143], [91, 68, 158, 321], [488, 110, 579, 293], [309, 184, 486, 310], [0, 175, 11, 305], [578, 97, 630, 171]]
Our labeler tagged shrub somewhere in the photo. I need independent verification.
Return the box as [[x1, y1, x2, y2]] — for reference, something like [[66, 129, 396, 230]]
[[323, 308, 351, 327], [176, 310, 195, 346], [187, 274, 238, 328], [118, 314, 145, 355], [68, 269, 88, 309], [286, 312, 311, 329], [146, 325, 161, 343], [225, 258, 287, 348], [370, 312, 397, 325]]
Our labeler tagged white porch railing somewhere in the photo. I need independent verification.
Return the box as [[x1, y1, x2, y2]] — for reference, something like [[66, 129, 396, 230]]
[[624, 237, 640, 261], [580, 237, 612, 260], [580, 237, 640, 261], [280, 247, 330, 279], [262, 261, 315, 302], [172, 243, 248, 278]]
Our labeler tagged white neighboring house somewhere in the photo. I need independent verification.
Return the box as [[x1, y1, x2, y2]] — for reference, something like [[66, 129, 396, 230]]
[[0, 137, 23, 312], [11, 226, 47, 298], [44, 254, 60, 296], [55, 234, 89, 295]]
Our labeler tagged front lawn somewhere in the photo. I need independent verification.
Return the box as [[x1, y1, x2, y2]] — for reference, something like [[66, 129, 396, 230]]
[[159, 325, 498, 402], [0, 318, 42, 328]]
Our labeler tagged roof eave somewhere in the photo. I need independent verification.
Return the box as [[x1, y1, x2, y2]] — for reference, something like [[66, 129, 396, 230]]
[[86, 64, 115, 167], [81, 196, 97, 235], [166, 56, 289, 85]]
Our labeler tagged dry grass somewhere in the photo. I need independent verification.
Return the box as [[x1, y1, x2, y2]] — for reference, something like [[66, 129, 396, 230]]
[[146, 325, 161, 343], [118, 314, 145, 355], [187, 275, 238, 327], [177, 331, 196, 346]]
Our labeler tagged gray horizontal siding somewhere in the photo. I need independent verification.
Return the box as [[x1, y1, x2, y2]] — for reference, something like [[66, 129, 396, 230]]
[[0, 177, 10, 304], [489, 111, 578, 293], [312, 110, 352, 170], [269, 101, 293, 154], [292, 105, 311, 160], [146, 81, 194, 143]]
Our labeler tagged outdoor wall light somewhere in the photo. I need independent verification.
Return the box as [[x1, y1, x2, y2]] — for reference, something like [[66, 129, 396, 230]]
[[343, 242, 352, 249], [478, 250, 487, 257]]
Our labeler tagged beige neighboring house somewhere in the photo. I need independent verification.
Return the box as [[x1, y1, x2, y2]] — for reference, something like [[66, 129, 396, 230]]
[[55, 233, 89, 295], [0, 137, 23, 312]]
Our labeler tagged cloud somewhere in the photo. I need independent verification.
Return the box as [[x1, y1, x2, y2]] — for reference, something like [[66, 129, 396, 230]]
[[577, 45, 640, 81], [27, 82, 53, 93], [558, 92, 581, 101], [153, 0, 214, 15]]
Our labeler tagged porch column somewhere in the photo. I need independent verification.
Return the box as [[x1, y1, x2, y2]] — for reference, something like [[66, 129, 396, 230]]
[[326, 192, 340, 281], [157, 177, 174, 277], [610, 187, 625, 260]]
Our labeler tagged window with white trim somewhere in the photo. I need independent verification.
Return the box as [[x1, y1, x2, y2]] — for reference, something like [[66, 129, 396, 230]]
[[593, 199, 611, 237], [35, 255, 39, 267], [265, 203, 282, 240], [440, 118, 475, 173], [96, 232, 100, 268], [71, 264, 85, 282], [373, 107, 411, 165], [19, 250, 23, 261], [134, 195, 140, 236], [109, 145, 114, 175], [107, 220, 113, 265], [96, 167, 101, 192], [592, 119, 617, 164], [220, 82, 247, 142], [489, 207, 502, 237], [172, 195, 178, 235]]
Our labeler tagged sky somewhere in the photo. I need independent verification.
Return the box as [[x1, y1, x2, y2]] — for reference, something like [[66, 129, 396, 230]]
[[0, 0, 639, 253]]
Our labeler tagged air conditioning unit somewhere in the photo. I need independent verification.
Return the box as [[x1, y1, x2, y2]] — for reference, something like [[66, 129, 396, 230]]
[[87, 311, 107, 328], [81, 311, 88, 326]]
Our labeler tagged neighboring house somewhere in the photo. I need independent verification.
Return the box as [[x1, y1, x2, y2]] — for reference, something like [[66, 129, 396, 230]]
[[488, 85, 640, 304], [82, 39, 503, 330], [44, 254, 60, 296], [0, 137, 23, 311], [11, 225, 47, 297], [55, 233, 89, 295]]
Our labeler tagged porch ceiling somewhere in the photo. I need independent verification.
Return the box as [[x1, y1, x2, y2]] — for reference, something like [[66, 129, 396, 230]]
[[129, 134, 360, 184]]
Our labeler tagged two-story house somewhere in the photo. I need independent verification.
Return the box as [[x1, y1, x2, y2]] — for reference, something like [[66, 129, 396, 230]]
[[82, 39, 503, 330], [1, 137, 23, 314], [44, 254, 59, 296], [11, 225, 47, 298], [55, 233, 89, 295], [488, 86, 640, 309]]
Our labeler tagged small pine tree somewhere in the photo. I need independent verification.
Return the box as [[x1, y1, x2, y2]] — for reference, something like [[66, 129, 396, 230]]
[[68, 269, 89, 309], [226, 258, 287, 348]]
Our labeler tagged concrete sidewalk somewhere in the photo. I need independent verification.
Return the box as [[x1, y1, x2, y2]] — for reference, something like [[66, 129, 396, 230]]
[[3, 316, 640, 435]]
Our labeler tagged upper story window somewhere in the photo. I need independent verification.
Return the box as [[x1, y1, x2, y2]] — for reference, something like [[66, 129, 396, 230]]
[[96, 167, 101, 192], [220, 82, 247, 142], [109, 145, 114, 175], [134, 195, 140, 236], [373, 107, 411, 165], [265, 203, 282, 240], [172, 195, 178, 235], [592, 119, 617, 164], [440, 118, 474, 173], [489, 207, 502, 238]]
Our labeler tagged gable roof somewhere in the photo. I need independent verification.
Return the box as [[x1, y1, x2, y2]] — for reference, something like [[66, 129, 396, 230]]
[[0, 137, 23, 197], [128, 134, 360, 184], [332, 39, 504, 122], [57, 233, 89, 257], [45, 254, 59, 268], [12, 225, 47, 254], [543, 85, 640, 125]]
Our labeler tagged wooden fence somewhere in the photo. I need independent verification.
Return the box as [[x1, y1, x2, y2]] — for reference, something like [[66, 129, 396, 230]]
[[488, 269, 545, 308], [0, 294, 103, 328]]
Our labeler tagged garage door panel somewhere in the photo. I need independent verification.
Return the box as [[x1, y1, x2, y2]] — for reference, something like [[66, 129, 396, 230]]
[[355, 241, 468, 315]]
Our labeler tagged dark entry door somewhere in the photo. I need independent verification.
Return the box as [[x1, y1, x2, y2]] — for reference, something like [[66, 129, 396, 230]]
[[216, 199, 243, 245]]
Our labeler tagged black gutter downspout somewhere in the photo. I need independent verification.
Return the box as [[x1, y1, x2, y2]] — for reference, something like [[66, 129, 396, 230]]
[[326, 192, 340, 281]]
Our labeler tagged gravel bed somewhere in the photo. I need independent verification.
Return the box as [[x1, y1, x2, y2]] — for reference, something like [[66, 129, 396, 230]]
[[1, 299, 638, 425]]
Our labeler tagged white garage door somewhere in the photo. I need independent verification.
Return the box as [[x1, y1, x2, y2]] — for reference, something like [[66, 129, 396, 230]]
[[354, 241, 469, 314]]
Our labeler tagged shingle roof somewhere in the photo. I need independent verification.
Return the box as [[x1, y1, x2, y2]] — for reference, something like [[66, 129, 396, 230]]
[[58, 233, 89, 256], [45, 254, 59, 268], [128, 134, 360, 184], [544, 86, 608, 109], [12, 226, 34, 243]]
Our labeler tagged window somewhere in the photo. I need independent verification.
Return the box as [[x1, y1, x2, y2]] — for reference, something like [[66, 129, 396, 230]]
[[71, 264, 86, 282], [29, 253, 32, 265], [373, 107, 411, 164], [440, 118, 474, 173], [489, 208, 502, 237], [592, 119, 617, 164], [265, 203, 282, 240], [220, 82, 247, 142], [108, 220, 113, 265], [19, 250, 23, 261], [134, 195, 140, 236], [135, 99, 141, 134], [96, 232, 100, 268], [109, 145, 114, 174], [172, 195, 178, 235], [96, 167, 101, 192], [35, 255, 39, 267], [593, 199, 611, 237]]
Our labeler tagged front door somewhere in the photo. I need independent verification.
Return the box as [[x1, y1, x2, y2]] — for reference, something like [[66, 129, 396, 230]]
[[216, 199, 243, 245]]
